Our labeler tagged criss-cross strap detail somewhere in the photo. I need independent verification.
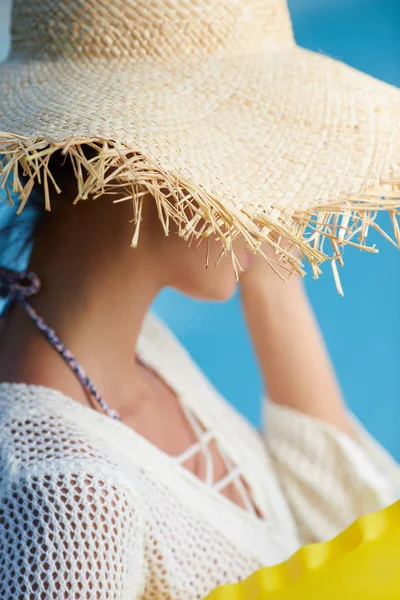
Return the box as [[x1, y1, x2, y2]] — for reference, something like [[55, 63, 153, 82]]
[[176, 402, 261, 516], [212, 442, 259, 516], [178, 402, 216, 486]]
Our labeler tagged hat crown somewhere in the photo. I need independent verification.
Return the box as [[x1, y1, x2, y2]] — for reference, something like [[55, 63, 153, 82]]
[[10, 0, 294, 60]]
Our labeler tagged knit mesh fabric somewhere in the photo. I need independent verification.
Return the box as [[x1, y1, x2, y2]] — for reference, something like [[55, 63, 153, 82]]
[[0, 397, 261, 599], [0, 314, 399, 599]]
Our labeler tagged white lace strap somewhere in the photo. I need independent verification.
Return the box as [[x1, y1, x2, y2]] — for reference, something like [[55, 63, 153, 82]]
[[174, 429, 215, 466], [213, 464, 242, 492], [212, 440, 258, 515], [179, 402, 215, 486], [175, 402, 259, 515]]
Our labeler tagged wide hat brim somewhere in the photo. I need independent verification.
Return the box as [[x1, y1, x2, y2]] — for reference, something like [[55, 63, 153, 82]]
[[0, 41, 399, 287]]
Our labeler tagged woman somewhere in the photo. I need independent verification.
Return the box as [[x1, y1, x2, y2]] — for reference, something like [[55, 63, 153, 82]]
[[0, 0, 399, 598]]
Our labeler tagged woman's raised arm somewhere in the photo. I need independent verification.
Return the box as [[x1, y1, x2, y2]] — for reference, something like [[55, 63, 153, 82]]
[[240, 246, 354, 438]]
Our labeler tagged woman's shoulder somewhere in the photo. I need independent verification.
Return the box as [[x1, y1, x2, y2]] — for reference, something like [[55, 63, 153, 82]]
[[0, 382, 147, 599], [0, 382, 138, 487]]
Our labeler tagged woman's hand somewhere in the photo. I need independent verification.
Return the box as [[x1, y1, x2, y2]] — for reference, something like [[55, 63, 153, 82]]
[[240, 238, 303, 293]]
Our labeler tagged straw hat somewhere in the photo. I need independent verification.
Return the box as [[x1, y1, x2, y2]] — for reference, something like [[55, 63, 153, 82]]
[[0, 0, 399, 286]]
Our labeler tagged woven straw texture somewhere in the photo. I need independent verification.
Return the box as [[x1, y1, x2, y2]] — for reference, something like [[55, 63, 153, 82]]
[[0, 0, 400, 283]]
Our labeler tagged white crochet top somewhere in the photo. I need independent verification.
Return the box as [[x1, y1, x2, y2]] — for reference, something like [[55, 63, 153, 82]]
[[0, 313, 399, 599]]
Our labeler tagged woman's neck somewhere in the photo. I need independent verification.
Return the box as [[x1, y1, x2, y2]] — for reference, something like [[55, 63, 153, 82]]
[[0, 195, 164, 416]]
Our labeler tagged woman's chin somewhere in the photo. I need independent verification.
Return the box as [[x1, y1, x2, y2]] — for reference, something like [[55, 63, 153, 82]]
[[211, 283, 238, 303], [181, 278, 238, 303]]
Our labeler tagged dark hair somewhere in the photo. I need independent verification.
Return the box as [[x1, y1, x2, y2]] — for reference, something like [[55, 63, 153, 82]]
[[0, 146, 91, 268]]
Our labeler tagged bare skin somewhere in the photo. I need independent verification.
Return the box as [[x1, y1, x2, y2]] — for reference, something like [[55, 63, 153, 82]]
[[0, 183, 353, 512], [0, 187, 256, 510], [240, 249, 354, 438]]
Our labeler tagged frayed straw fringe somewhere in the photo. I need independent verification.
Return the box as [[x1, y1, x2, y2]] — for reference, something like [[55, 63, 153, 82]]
[[1, 133, 400, 295]]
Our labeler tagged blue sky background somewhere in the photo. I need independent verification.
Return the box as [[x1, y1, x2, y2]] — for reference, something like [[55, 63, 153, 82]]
[[1, 0, 399, 458]]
